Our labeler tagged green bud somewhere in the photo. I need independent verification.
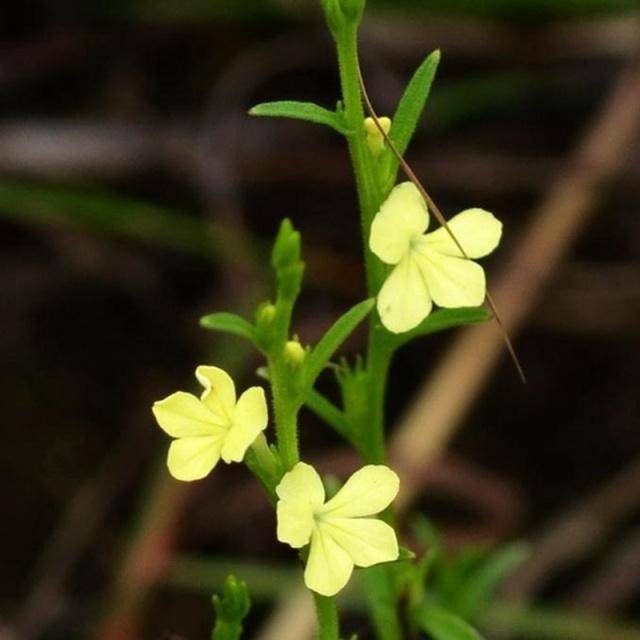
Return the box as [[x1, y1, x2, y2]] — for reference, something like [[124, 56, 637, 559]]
[[284, 337, 306, 366], [272, 219, 301, 271], [320, 0, 343, 34], [256, 302, 276, 327], [212, 575, 251, 639], [340, 0, 365, 21]]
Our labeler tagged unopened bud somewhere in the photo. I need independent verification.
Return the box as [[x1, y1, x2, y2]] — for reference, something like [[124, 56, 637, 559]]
[[257, 303, 276, 326], [364, 116, 391, 156], [339, 0, 365, 21], [284, 337, 306, 366]]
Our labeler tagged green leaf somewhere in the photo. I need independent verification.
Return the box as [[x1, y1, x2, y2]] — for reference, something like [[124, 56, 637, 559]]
[[304, 299, 375, 388], [413, 602, 484, 640], [212, 575, 251, 640], [305, 389, 351, 441], [391, 307, 491, 349], [200, 312, 258, 344], [454, 543, 529, 621], [388, 50, 440, 161], [249, 101, 351, 136]]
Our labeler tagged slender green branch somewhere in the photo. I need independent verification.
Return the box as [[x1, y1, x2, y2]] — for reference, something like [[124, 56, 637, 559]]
[[306, 390, 352, 442]]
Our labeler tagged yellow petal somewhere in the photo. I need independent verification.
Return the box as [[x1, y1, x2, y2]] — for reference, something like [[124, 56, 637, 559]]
[[276, 500, 315, 548], [421, 208, 502, 259], [321, 465, 399, 518], [369, 182, 429, 265], [195, 366, 236, 421], [321, 517, 398, 568], [304, 528, 354, 596], [418, 251, 486, 308], [221, 386, 268, 463], [377, 255, 432, 333], [152, 391, 225, 438], [276, 462, 325, 506], [276, 462, 326, 549], [166, 435, 224, 481]]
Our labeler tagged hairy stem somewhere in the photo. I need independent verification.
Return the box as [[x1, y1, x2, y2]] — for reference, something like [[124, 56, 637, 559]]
[[314, 593, 340, 640]]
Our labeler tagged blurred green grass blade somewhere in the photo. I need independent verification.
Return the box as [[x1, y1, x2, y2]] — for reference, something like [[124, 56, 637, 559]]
[[483, 603, 640, 640], [454, 543, 529, 621], [0, 180, 218, 258], [414, 602, 484, 640]]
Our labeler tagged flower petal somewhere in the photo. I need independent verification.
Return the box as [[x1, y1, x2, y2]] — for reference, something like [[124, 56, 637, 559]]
[[421, 208, 502, 259], [321, 517, 398, 568], [166, 435, 224, 481], [377, 255, 432, 333], [369, 182, 429, 265], [276, 462, 326, 549], [321, 465, 399, 518], [418, 251, 486, 308], [221, 386, 268, 463], [276, 500, 315, 548], [276, 462, 325, 507], [152, 391, 224, 438], [195, 366, 236, 421], [304, 528, 354, 596]]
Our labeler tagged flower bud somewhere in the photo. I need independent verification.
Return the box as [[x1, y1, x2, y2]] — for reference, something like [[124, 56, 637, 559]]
[[364, 116, 391, 156], [284, 337, 306, 366], [339, 0, 365, 21], [256, 302, 276, 327]]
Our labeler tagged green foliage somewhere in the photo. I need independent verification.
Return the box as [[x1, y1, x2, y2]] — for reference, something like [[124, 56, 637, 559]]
[[403, 518, 528, 639], [386, 50, 440, 178], [200, 313, 259, 346], [390, 307, 492, 350], [413, 602, 484, 640], [0, 180, 214, 258], [249, 101, 351, 135], [211, 575, 251, 640], [303, 299, 375, 389]]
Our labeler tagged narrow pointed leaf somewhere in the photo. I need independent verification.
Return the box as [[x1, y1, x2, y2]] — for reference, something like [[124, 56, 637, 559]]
[[391, 306, 491, 349], [304, 299, 375, 388], [413, 602, 484, 640], [389, 50, 440, 159], [249, 101, 351, 135], [200, 312, 258, 344]]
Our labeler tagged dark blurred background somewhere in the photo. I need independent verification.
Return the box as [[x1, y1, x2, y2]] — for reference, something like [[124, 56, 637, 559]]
[[2, 1, 640, 639]]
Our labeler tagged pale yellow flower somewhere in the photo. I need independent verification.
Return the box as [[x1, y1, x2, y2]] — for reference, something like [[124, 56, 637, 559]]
[[152, 366, 268, 481], [370, 181, 502, 333], [276, 462, 399, 596], [364, 116, 391, 156]]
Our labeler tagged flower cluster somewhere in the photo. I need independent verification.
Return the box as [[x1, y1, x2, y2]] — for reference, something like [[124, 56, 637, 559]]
[[151, 177, 502, 599], [152, 365, 399, 596]]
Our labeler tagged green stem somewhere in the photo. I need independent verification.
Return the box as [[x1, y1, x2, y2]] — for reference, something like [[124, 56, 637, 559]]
[[314, 593, 340, 640], [270, 359, 300, 470], [332, 16, 403, 640], [335, 24, 384, 295], [363, 324, 393, 463]]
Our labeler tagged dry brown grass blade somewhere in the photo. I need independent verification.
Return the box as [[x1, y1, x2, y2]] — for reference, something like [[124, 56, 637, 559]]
[[356, 63, 527, 383]]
